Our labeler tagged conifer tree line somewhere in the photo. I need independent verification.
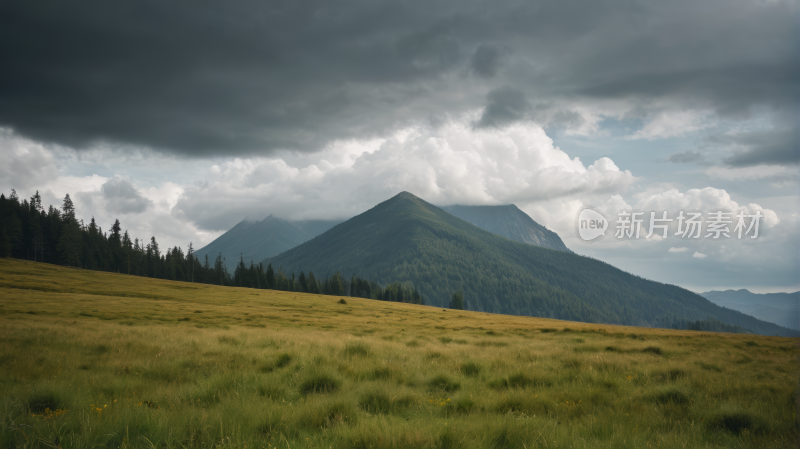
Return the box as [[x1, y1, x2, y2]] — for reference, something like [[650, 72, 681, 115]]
[[0, 189, 425, 304]]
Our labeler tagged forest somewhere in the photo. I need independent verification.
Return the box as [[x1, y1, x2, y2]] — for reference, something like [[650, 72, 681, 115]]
[[0, 190, 425, 305]]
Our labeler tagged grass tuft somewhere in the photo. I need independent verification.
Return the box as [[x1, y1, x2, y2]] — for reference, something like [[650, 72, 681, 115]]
[[428, 374, 461, 392], [261, 352, 294, 373], [444, 396, 475, 415], [460, 362, 482, 377], [642, 346, 662, 355], [489, 373, 550, 390], [651, 388, 690, 405], [706, 411, 762, 435], [27, 392, 61, 414], [301, 401, 356, 428], [300, 374, 341, 395], [344, 342, 371, 357]]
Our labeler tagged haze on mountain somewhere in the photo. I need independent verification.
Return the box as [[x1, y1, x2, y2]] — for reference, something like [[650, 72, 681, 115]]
[[442, 204, 570, 252], [196, 202, 570, 270], [701, 289, 799, 331], [193, 216, 341, 271], [264, 192, 796, 337]]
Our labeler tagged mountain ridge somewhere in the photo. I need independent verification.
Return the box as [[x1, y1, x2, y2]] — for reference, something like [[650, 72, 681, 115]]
[[264, 191, 797, 337], [700, 289, 799, 331], [197, 199, 571, 269], [194, 216, 341, 270], [442, 204, 571, 252]]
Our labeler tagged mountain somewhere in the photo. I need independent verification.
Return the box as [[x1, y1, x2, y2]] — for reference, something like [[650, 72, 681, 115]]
[[700, 289, 799, 331], [442, 204, 570, 252], [197, 204, 569, 272], [264, 192, 797, 337], [194, 216, 340, 270]]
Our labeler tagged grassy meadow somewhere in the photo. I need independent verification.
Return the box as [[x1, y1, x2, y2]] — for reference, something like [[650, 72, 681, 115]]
[[0, 258, 797, 448]]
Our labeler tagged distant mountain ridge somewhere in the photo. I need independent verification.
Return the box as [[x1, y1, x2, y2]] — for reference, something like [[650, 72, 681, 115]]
[[442, 204, 570, 252], [197, 202, 570, 269], [264, 191, 797, 337], [194, 216, 341, 270], [700, 289, 799, 331]]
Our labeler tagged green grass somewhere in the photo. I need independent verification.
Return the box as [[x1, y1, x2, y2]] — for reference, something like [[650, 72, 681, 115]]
[[0, 258, 797, 448]]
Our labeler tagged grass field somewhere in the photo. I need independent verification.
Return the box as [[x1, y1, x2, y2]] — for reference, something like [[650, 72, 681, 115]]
[[0, 258, 797, 448]]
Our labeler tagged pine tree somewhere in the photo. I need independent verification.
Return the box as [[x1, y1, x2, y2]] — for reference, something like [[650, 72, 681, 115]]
[[0, 228, 10, 258], [187, 242, 194, 282], [449, 289, 464, 310], [298, 271, 307, 292], [307, 272, 318, 294], [329, 271, 343, 296], [110, 219, 122, 245], [266, 263, 275, 289], [57, 194, 81, 266], [30, 190, 42, 212]]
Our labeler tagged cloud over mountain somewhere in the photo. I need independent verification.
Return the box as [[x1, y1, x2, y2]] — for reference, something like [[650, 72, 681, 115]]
[[173, 121, 635, 231]]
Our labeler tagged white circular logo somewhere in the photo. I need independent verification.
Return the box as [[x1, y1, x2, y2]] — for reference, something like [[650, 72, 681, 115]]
[[575, 207, 609, 242]]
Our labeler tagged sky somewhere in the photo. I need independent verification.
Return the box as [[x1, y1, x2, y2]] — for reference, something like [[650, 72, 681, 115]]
[[1, 0, 797, 293]]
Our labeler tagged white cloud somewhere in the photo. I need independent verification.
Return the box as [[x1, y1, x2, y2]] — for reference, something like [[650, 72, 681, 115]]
[[669, 247, 689, 253], [705, 165, 798, 181], [633, 187, 779, 228], [174, 121, 637, 231], [627, 110, 712, 140], [693, 251, 707, 259], [0, 128, 59, 193]]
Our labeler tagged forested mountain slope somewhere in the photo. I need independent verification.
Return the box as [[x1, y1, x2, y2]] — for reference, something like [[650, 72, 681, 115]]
[[265, 192, 797, 337]]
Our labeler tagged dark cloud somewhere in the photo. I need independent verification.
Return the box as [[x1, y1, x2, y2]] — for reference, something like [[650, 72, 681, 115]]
[[0, 0, 794, 156], [476, 87, 529, 128], [101, 177, 152, 214], [664, 150, 703, 164], [471, 45, 501, 78], [722, 129, 799, 167]]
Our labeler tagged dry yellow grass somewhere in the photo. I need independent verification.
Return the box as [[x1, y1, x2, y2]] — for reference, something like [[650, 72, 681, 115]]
[[0, 258, 797, 448]]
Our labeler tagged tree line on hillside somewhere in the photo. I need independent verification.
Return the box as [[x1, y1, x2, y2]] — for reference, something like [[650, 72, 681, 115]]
[[0, 190, 426, 305]]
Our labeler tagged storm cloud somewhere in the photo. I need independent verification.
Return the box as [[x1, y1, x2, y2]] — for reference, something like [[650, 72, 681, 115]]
[[722, 129, 800, 167], [476, 87, 530, 128], [0, 0, 795, 156]]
